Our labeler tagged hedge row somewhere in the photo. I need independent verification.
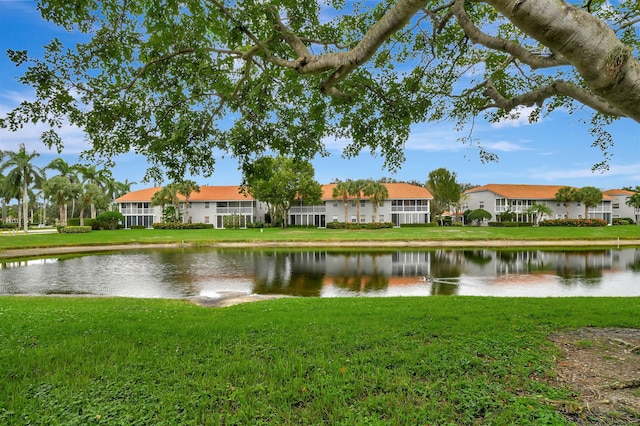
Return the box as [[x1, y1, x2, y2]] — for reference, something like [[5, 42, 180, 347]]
[[152, 223, 214, 230], [58, 226, 92, 233], [326, 222, 395, 230], [488, 222, 534, 227], [539, 218, 607, 227]]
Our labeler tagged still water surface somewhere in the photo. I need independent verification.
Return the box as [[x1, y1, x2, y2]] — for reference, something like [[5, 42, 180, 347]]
[[1, 247, 639, 298]]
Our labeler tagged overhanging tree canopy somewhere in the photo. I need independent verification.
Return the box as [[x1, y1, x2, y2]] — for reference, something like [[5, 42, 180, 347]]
[[1, 0, 638, 181]]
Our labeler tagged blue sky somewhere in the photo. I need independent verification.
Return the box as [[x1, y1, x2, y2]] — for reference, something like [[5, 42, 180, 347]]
[[0, 0, 638, 192]]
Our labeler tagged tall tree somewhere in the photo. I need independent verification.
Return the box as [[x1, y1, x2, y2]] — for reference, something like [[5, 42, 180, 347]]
[[78, 183, 109, 226], [151, 185, 181, 223], [554, 186, 579, 219], [349, 179, 367, 224], [47, 157, 80, 221], [0, 144, 44, 232], [332, 180, 352, 224], [243, 156, 322, 228], [175, 180, 200, 223], [427, 168, 462, 225], [43, 175, 80, 226], [363, 180, 389, 223], [74, 164, 112, 218], [2, 1, 638, 181], [577, 186, 603, 219]]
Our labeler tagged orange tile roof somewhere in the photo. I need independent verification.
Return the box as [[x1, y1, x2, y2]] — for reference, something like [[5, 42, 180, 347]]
[[321, 182, 432, 200], [115, 186, 253, 203], [604, 189, 635, 196], [465, 184, 613, 200]]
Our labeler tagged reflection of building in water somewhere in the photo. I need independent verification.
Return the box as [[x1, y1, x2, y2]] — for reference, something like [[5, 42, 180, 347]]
[[240, 248, 640, 295]]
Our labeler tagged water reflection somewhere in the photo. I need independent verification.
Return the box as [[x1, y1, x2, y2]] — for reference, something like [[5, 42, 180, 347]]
[[1, 248, 639, 298]]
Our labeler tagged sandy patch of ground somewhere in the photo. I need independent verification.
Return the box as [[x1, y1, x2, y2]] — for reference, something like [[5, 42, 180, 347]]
[[549, 328, 640, 424]]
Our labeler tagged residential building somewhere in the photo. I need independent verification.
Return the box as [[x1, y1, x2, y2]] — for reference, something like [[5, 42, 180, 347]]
[[116, 186, 268, 228], [604, 189, 639, 223], [464, 184, 614, 224], [290, 183, 432, 226], [116, 182, 432, 228]]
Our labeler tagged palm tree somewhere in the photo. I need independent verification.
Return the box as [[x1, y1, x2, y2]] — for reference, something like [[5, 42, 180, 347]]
[[46, 158, 80, 222], [74, 164, 112, 218], [176, 180, 200, 223], [332, 180, 351, 224], [349, 179, 367, 224], [577, 186, 603, 219], [554, 186, 578, 218], [625, 192, 640, 224], [151, 185, 180, 223], [363, 180, 389, 223], [0, 144, 44, 232], [43, 175, 81, 226]]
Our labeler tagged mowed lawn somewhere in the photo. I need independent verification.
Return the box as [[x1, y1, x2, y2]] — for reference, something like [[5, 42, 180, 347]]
[[1, 296, 639, 424], [1, 225, 640, 252]]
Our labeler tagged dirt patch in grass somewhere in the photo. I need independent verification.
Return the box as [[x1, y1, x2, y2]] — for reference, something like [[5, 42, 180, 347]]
[[549, 328, 640, 424]]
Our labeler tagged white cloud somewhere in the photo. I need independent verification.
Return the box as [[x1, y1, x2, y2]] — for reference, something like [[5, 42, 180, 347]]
[[491, 106, 539, 129], [0, 90, 89, 155], [533, 163, 640, 183], [483, 140, 532, 152]]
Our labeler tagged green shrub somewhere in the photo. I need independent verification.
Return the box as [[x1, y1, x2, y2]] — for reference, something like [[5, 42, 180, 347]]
[[61, 226, 92, 233], [247, 222, 265, 229], [130, 225, 147, 230], [96, 211, 125, 230], [540, 218, 607, 227], [613, 217, 635, 225]]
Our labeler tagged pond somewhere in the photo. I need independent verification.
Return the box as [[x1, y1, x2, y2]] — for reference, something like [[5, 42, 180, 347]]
[[1, 247, 639, 299]]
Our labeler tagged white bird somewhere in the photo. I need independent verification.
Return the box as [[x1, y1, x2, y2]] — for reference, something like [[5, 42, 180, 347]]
[[419, 276, 433, 282]]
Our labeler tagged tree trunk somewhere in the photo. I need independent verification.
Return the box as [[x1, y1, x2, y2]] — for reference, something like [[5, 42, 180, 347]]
[[22, 176, 28, 233]]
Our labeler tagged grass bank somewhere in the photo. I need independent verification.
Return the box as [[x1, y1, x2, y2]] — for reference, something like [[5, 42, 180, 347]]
[[1, 225, 640, 253], [0, 296, 638, 424]]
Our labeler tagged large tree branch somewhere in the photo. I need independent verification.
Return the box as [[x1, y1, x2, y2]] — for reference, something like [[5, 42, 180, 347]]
[[271, 0, 427, 97], [485, 0, 640, 122], [452, 0, 570, 69], [481, 79, 625, 116]]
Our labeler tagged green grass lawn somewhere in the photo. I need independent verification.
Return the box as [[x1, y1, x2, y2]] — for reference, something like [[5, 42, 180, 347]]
[[1, 225, 640, 252], [0, 296, 638, 424]]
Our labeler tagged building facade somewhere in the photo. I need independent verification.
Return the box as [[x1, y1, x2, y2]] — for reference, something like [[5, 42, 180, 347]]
[[464, 184, 615, 224], [116, 183, 433, 228], [604, 189, 639, 223]]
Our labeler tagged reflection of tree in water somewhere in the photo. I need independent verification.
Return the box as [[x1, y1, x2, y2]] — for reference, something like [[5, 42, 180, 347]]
[[628, 249, 640, 272], [430, 250, 462, 296], [461, 250, 492, 266], [555, 251, 603, 287], [332, 253, 389, 293], [253, 272, 324, 297]]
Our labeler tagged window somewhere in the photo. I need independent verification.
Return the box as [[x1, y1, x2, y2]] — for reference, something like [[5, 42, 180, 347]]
[[333, 202, 338, 208], [351, 216, 357, 223], [379, 215, 384, 222], [351, 202, 356, 207], [613, 203, 620, 209], [332, 216, 338, 222], [360, 215, 365, 223], [204, 216, 210, 224], [479, 201, 484, 209], [360, 201, 365, 207], [205, 202, 210, 209]]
